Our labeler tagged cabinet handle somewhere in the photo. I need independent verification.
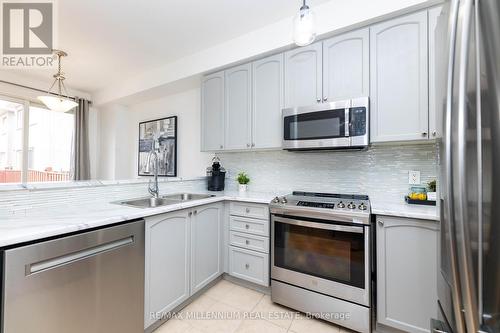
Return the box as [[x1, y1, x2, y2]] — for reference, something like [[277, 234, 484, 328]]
[[432, 131, 437, 137], [245, 239, 250, 245], [188, 212, 192, 217], [246, 143, 250, 148], [377, 220, 384, 226], [245, 224, 250, 229], [323, 97, 328, 102], [251, 143, 255, 147], [422, 132, 428, 137], [219, 144, 223, 149], [245, 263, 250, 269], [194, 210, 197, 215], [316, 98, 321, 103], [245, 208, 250, 213]]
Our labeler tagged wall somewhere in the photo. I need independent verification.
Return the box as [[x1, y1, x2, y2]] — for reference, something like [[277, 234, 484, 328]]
[[94, 0, 433, 105], [217, 144, 437, 202], [97, 87, 212, 179]]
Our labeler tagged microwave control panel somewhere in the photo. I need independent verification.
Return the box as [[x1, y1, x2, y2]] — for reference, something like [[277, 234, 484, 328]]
[[349, 107, 367, 136]]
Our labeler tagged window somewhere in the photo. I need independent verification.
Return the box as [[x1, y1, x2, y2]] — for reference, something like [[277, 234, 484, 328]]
[[0, 96, 74, 184]]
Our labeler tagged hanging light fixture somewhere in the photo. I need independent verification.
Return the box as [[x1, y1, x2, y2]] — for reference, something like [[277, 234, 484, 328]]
[[37, 50, 78, 112], [292, 0, 317, 46]]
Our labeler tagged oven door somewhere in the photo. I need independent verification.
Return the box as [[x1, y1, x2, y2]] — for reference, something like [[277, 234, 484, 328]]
[[282, 100, 350, 150], [271, 215, 370, 306]]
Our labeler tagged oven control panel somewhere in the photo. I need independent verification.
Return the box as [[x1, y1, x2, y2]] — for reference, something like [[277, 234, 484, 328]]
[[297, 201, 334, 209]]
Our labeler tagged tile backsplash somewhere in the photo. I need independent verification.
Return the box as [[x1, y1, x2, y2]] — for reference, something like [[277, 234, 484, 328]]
[[218, 143, 438, 202]]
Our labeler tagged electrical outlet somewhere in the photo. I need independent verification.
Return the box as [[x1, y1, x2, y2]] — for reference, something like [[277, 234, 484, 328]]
[[408, 170, 421, 185]]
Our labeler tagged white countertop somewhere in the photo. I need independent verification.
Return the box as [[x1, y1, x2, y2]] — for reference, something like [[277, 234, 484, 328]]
[[0, 190, 276, 248], [371, 198, 439, 221], [0, 183, 439, 248]]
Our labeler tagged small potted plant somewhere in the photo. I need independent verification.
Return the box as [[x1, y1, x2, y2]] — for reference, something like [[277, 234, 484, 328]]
[[427, 180, 437, 201], [237, 172, 250, 192]]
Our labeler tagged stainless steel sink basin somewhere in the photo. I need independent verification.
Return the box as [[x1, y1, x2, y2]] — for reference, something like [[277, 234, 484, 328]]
[[113, 193, 215, 208], [161, 193, 215, 201], [115, 197, 179, 208]]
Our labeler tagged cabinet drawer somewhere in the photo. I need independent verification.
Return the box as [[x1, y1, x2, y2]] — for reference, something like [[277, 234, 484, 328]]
[[229, 246, 269, 286], [229, 231, 269, 253], [229, 215, 269, 237], [229, 202, 269, 220]]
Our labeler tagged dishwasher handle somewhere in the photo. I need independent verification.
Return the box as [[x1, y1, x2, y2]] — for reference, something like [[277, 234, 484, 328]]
[[27, 236, 134, 276]]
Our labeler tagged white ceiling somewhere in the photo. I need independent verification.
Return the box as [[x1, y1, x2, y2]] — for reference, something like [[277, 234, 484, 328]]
[[5, 0, 330, 94]]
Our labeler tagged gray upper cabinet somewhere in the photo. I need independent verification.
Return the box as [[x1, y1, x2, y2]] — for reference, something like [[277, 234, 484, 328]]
[[191, 203, 223, 294], [376, 216, 439, 333], [428, 6, 443, 139], [225, 64, 252, 150], [323, 28, 370, 101], [284, 42, 322, 107], [144, 210, 190, 328], [370, 11, 429, 142], [201, 71, 225, 151], [252, 54, 284, 149]]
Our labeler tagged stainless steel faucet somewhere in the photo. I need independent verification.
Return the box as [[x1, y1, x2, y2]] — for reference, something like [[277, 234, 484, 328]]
[[144, 140, 160, 198]]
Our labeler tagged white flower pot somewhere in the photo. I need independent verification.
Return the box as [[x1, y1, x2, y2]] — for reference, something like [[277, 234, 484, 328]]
[[238, 184, 248, 193]]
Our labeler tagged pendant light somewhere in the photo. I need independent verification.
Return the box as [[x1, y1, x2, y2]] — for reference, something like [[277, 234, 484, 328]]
[[292, 0, 317, 46], [37, 50, 78, 112]]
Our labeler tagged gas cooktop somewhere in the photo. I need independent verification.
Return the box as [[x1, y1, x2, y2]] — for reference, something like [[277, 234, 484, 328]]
[[269, 191, 371, 224]]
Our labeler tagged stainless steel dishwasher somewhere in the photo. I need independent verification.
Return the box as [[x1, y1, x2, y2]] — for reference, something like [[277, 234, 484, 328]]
[[1, 220, 145, 333]]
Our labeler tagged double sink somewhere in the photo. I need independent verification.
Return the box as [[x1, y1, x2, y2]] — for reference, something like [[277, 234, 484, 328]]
[[115, 193, 215, 208]]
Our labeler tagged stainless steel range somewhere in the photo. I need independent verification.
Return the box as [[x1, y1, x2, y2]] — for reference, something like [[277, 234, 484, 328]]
[[270, 192, 372, 333]]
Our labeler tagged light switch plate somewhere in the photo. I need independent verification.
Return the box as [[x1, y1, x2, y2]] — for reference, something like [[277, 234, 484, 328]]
[[408, 170, 421, 185]]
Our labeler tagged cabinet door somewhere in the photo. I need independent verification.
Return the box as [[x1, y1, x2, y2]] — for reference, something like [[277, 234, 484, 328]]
[[376, 216, 439, 333], [201, 71, 225, 151], [323, 28, 369, 101], [284, 43, 322, 107], [370, 11, 429, 142], [225, 64, 252, 150], [145, 211, 190, 328], [191, 203, 223, 293], [428, 6, 443, 139], [252, 54, 284, 149]]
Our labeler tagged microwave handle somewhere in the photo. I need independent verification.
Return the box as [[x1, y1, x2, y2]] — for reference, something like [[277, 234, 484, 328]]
[[345, 108, 350, 137]]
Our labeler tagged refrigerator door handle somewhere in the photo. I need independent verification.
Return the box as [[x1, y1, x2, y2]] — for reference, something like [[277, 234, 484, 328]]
[[455, 0, 480, 331], [443, 1, 467, 332]]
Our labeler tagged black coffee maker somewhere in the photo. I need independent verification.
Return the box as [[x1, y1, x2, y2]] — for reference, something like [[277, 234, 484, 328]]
[[207, 157, 226, 191]]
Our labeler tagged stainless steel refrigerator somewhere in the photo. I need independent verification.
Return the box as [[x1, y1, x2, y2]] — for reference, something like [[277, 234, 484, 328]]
[[433, 0, 500, 332]]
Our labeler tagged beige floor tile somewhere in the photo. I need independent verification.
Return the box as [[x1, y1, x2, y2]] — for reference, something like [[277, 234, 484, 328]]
[[189, 300, 244, 333], [203, 279, 238, 301], [234, 319, 288, 333], [289, 313, 341, 333], [180, 294, 217, 316], [153, 318, 192, 333], [218, 284, 264, 312], [251, 295, 297, 330]]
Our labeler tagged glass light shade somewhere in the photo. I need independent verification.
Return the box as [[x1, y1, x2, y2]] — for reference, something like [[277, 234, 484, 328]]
[[37, 95, 78, 112], [293, 6, 317, 46]]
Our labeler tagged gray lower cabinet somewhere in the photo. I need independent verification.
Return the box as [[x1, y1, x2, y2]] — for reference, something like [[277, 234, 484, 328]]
[[201, 71, 225, 151], [144, 203, 223, 329], [376, 215, 439, 333], [284, 42, 323, 107], [144, 210, 190, 329], [191, 203, 223, 294], [227, 202, 270, 286], [370, 11, 429, 142]]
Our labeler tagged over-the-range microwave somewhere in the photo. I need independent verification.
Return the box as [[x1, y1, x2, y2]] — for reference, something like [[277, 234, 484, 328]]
[[282, 97, 369, 151]]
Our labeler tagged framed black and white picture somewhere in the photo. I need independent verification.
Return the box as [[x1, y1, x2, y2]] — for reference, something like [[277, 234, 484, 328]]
[[138, 116, 177, 177]]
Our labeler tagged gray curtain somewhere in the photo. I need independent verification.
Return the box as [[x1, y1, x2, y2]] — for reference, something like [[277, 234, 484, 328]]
[[71, 97, 91, 180]]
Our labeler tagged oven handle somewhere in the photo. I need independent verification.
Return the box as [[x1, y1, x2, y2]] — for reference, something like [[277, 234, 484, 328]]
[[273, 216, 364, 234]]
